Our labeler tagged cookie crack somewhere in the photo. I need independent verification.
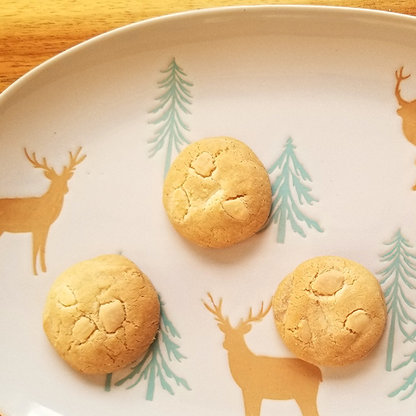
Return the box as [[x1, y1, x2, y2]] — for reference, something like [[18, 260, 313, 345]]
[[316, 300, 330, 329], [180, 187, 191, 213], [213, 147, 228, 158], [225, 194, 246, 201], [181, 181, 223, 222], [102, 344, 117, 363], [81, 328, 97, 344]]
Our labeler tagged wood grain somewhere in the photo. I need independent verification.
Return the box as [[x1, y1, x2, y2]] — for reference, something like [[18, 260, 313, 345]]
[[1, 0, 416, 93]]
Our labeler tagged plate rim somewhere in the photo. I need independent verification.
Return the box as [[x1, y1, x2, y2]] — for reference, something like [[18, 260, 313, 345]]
[[1, 3, 416, 416], [2, 4, 416, 102]]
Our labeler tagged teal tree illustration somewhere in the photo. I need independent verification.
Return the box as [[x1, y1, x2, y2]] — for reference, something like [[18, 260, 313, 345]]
[[389, 349, 416, 400], [105, 298, 191, 400], [379, 229, 416, 371], [378, 229, 416, 400], [148, 58, 193, 177], [265, 137, 323, 243]]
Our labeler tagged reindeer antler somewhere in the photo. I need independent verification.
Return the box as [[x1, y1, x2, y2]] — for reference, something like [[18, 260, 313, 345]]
[[203, 293, 230, 326], [396, 66, 411, 82], [239, 299, 272, 328], [395, 67, 411, 107], [24, 148, 55, 173], [66, 147, 86, 172]]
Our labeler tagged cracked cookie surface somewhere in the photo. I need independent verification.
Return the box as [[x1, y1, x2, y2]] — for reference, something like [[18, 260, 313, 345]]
[[163, 136, 272, 248], [272, 256, 387, 366], [43, 254, 160, 374]]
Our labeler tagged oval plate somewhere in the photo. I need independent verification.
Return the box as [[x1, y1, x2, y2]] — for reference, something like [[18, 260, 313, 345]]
[[1, 5, 416, 416]]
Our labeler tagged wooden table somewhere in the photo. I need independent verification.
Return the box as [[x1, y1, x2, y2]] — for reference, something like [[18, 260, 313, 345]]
[[2, 0, 416, 94]]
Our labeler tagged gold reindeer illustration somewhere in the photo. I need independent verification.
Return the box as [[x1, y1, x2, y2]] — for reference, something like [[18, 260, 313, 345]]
[[204, 293, 322, 416], [0, 147, 86, 275], [395, 67, 416, 147]]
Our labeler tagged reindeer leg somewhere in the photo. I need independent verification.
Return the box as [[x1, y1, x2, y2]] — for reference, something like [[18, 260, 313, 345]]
[[295, 392, 320, 416], [32, 232, 40, 276], [253, 398, 262, 416], [412, 157, 416, 190], [39, 228, 49, 273], [242, 393, 262, 416], [296, 402, 320, 416]]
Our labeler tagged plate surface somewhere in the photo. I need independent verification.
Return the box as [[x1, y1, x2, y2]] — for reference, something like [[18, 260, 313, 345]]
[[1, 5, 416, 416]]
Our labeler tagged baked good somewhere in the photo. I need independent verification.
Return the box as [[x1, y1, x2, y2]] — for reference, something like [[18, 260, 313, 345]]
[[43, 254, 160, 374], [272, 256, 387, 366], [163, 136, 272, 248]]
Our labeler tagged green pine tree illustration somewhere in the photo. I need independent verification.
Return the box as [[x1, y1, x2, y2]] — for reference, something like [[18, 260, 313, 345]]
[[105, 298, 191, 400], [378, 229, 416, 371], [265, 137, 323, 243], [148, 58, 193, 177]]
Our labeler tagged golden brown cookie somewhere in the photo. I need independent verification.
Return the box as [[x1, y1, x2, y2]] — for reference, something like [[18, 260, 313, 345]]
[[43, 254, 160, 374], [163, 136, 272, 248], [273, 256, 387, 366]]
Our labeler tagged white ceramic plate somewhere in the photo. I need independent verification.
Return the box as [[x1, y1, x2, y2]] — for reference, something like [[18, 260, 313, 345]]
[[1, 5, 416, 416]]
